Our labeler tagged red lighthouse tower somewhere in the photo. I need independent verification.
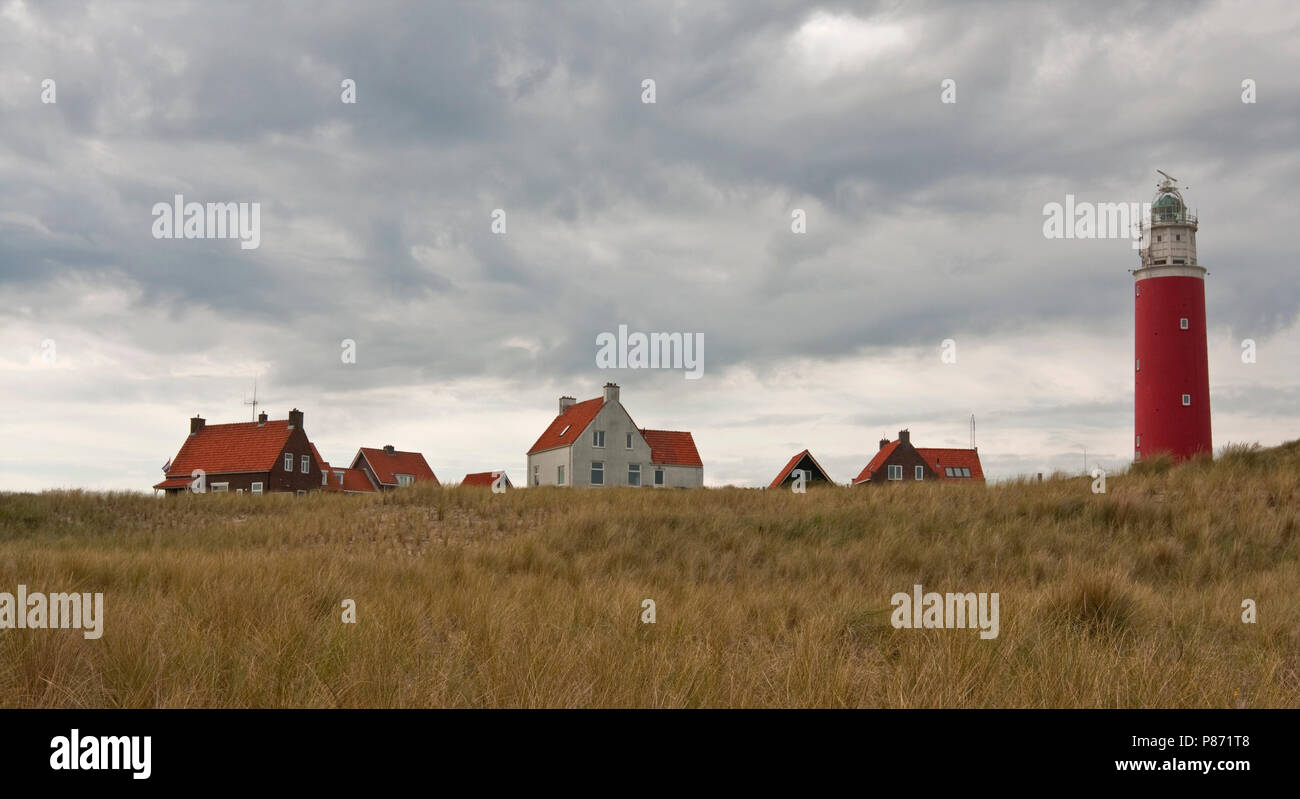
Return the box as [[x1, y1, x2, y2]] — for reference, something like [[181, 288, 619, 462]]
[[1134, 171, 1211, 462]]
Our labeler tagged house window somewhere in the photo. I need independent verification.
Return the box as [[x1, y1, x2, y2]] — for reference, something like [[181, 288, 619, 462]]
[[887, 465, 903, 481], [1182, 394, 1191, 406], [300, 455, 310, 474], [914, 465, 924, 480], [557, 465, 565, 485], [532, 465, 540, 486], [212, 482, 229, 493], [236, 488, 244, 494], [335, 471, 345, 486], [626, 433, 633, 450], [591, 461, 604, 485], [1179, 318, 1189, 330], [296, 490, 306, 496], [628, 463, 641, 486], [396, 474, 413, 487], [321, 471, 328, 486], [285, 453, 294, 471], [593, 430, 605, 448], [654, 468, 665, 487], [251, 482, 263, 494]]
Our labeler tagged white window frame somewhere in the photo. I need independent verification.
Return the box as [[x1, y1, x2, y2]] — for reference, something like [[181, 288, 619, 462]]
[[962, 467, 971, 477], [532, 465, 540, 486], [557, 465, 565, 485], [559, 424, 571, 437], [625, 433, 633, 450], [593, 430, 605, 448], [591, 460, 604, 485], [251, 482, 263, 495], [211, 482, 229, 493], [396, 474, 414, 487], [321, 470, 328, 486], [300, 454, 310, 474], [1182, 394, 1191, 406], [628, 463, 641, 486], [285, 453, 294, 471], [887, 464, 903, 481], [1179, 317, 1189, 330], [914, 465, 924, 480], [654, 468, 665, 487], [1136, 359, 1140, 371]]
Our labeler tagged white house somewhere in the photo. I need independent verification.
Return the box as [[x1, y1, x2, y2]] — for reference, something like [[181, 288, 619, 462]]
[[526, 383, 703, 488]]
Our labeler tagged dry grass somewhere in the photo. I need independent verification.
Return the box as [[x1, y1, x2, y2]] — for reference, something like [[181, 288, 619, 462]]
[[2, 440, 1298, 708]]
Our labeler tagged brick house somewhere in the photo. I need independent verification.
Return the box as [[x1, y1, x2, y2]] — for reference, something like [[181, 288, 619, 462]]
[[851, 429, 984, 486], [526, 383, 703, 488], [153, 409, 325, 495], [349, 446, 439, 490]]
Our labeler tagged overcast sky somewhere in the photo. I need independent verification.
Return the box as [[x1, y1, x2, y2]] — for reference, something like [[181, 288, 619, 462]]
[[2, 0, 1297, 491]]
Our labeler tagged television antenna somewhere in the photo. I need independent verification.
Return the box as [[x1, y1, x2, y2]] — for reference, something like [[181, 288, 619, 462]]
[[243, 378, 261, 421]]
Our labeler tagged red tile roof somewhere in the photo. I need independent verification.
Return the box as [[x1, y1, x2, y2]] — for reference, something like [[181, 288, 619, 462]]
[[917, 448, 985, 481], [353, 447, 439, 486], [153, 476, 193, 490], [641, 429, 702, 468], [527, 397, 605, 454], [328, 467, 377, 493], [462, 471, 510, 487], [160, 419, 294, 478], [768, 449, 833, 488], [851, 439, 984, 484], [852, 441, 900, 484]]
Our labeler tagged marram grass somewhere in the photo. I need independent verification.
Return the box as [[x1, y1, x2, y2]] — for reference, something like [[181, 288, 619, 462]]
[[1, 440, 1297, 708]]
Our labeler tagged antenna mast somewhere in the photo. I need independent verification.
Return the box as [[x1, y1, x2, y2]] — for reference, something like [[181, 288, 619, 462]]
[[243, 378, 260, 421], [970, 414, 975, 449]]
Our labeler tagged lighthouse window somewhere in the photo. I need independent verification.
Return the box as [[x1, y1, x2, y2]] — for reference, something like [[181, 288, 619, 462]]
[[1182, 394, 1191, 406], [1179, 318, 1189, 330], [1135, 286, 1140, 297], [1136, 359, 1140, 371], [1136, 434, 1141, 448], [1156, 235, 1162, 242], [1176, 234, 1181, 241]]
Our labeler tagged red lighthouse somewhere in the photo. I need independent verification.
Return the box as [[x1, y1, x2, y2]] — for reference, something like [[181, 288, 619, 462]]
[[1134, 171, 1211, 462]]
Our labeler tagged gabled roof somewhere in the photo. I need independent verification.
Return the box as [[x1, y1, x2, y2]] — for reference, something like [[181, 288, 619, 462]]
[[160, 419, 295, 479], [310, 443, 330, 472], [851, 438, 985, 484], [641, 429, 703, 468], [328, 467, 378, 493], [768, 449, 834, 488], [353, 447, 439, 486], [462, 471, 511, 488], [852, 441, 900, 484], [527, 397, 605, 454], [917, 448, 985, 481]]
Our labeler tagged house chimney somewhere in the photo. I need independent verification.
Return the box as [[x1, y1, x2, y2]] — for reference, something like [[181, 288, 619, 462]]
[[288, 408, 303, 429], [257, 411, 268, 426], [879, 437, 890, 450], [383, 444, 396, 455], [603, 382, 620, 404], [559, 396, 576, 414], [898, 429, 910, 445], [190, 415, 205, 435]]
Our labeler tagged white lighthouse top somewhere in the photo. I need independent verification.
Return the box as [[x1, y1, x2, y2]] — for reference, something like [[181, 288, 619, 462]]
[[1138, 170, 1201, 273]]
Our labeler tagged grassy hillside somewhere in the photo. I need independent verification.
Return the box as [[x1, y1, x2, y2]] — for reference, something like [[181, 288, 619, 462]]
[[2, 441, 1298, 707]]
